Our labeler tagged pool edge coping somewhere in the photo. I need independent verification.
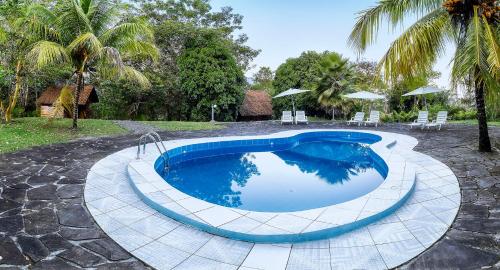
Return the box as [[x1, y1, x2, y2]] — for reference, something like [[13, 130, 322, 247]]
[[126, 129, 418, 243]]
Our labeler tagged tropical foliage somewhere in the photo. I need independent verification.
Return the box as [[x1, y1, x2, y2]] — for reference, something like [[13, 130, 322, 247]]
[[26, 0, 158, 128], [349, 0, 499, 151], [177, 29, 245, 121], [0, 2, 59, 123]]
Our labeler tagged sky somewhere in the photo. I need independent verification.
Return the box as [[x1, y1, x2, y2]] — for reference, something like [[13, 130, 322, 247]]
[[210, 0, 454, 88]]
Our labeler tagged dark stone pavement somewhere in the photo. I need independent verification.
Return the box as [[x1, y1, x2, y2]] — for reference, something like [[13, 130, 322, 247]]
[[0, 121, 499, 269]]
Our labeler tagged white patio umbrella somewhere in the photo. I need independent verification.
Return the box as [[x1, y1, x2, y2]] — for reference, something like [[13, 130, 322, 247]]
[[343, 91, 386, 111], [402, 86, 446, 110], [273, 88, 311, 116]]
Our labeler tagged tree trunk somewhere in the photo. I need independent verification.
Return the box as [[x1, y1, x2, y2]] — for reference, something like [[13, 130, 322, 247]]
[[4, 60, 22, 123], [73, 71, 83, 129], [474, 76, 491, 152]]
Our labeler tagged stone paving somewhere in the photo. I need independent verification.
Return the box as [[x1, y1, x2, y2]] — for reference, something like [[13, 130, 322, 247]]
[[0, 121, 499, 269]]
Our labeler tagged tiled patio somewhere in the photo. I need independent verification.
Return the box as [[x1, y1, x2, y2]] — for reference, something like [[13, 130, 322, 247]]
[[0, 122, 499, 269]]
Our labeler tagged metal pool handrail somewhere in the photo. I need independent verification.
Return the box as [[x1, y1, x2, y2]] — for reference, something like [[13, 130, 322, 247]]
[[137, 132, 170, 171]]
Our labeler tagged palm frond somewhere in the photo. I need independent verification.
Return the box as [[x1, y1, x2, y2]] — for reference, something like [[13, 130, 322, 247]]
[[451, 6, 491, 87], [481, 17, 500, 79], [56, 0, 93, 37], [17, 4, 60, 42], [378, 8, 453, 81], [100, 20, 154, 47], [27, 41, 69, 69], [349, 0, 443, 53], [87, 0, 119, 36], [122, 66, 151, 89], [96, 46, 124, 78], [67, 32, 103, 58], [119, 39, 159, 62]]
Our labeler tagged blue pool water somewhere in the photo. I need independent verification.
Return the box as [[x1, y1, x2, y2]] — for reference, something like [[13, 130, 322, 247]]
[[161, 135, 388, 212]]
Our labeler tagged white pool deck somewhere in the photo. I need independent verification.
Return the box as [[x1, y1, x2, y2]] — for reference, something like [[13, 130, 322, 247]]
[[84, 130, 460, 270]]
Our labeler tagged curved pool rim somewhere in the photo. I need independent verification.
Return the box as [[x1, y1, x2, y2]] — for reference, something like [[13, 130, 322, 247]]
[[127, 130, 417, 243]]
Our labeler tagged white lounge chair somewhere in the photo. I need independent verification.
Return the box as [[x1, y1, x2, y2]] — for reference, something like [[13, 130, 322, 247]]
[[281, 111, 293, 125], [295, 111, 308, 124], [409, 111, 429, 129], [426, 111, 448, 130], [364, 111, 380, 127], [347, 112, 365, 126]]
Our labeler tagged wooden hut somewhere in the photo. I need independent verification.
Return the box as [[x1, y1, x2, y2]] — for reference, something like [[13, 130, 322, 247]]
[[239, 90, 273, 121], [37, 84, 98, 118]]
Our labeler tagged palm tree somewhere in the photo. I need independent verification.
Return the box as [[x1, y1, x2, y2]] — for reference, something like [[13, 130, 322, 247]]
[[315, 53, 356, 120], [0, 3, 57, 123], [28, 0, 158, 128], [349, 0, 499, 152]]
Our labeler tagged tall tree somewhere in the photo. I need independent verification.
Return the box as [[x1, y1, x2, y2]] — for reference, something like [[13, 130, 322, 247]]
[[315, 53, 356, 119], [177, 29, 245, 121], [251, 66, 274, 94], [28, 0, 158, 128], [0, 2, 57, 123], [134, 0, 259, 70], [349, 0, 499, 152]]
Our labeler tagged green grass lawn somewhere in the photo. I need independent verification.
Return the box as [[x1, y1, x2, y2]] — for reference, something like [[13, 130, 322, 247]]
[[142, 121, 224, 131], [449, 120, 500, 126], [0, 117, 127, 154]]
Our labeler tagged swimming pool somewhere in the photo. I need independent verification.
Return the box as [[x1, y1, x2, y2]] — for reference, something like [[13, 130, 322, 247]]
[[127, 130, 416, 242], [161, 137, 388, 212]]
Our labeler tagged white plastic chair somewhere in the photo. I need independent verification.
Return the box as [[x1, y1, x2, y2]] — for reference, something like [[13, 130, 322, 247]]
[[426, 111, 448, 130], [364, 111, 380, 127], [409, 111, 429, 129], [295, 111, 308, 124], [281, 111, 293, 125], [347, 112, 365, 126]]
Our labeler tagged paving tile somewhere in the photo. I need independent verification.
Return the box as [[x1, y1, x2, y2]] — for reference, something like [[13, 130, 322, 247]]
[[132, 241, 190, 270], [157, 226, 212, 253], [249, 224, 290, 235], [195, 236, 253, 265], [241, 244, 291, 270], [316, 207, 359, 225], [195, 207, 242, 227], [368, 222, 415, 245], [329, 227, 374, 248], [403, 215, 449, 248], [218, 216, 262, 233], [420, 197, 458, 215], [330, 245, 387, 270], [376, 237, 426, 268], [173, 255, 237, 270], [292, 239, 329, 249], [395, 202, 434, 221], [266, 214, 312, 233], [92, 213, 126, 233], [88, 197, 127, 213], [106, 205, 151, 225], [129, 214, 180, 239], [286, 248, 330, 270], [108, 227, 153, 251], [434, 208, 459, 225], [176, 197, 213, 213]]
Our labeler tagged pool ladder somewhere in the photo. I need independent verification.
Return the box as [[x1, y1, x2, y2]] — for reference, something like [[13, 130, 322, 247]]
[[137, 132, 170, 172]]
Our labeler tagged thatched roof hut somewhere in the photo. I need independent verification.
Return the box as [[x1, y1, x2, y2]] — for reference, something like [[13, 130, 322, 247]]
[[239, 90, 273, 121], [37, 84, 98, 118]]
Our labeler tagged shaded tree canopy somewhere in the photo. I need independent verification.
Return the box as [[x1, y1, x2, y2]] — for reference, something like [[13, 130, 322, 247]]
[[177, 29, 245, 121]]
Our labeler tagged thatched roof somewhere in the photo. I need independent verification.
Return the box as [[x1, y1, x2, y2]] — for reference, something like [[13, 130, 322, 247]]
[[239, 90, 273, 117], [37, 84, 98, 106]]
